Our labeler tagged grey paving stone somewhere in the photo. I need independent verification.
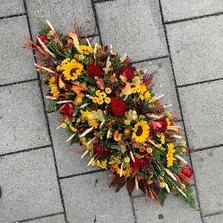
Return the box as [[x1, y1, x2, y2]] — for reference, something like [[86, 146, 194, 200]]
[[0, 16, 37, 85], [135, 57, 181, 118], [133, 191, 202, 223], [161, 0, 223, 21], [48, 112, 98, 177], [191, 147, 223, 216], [178, 80, 223, 150], [26, 0, 97, 38], [204, 213, 223, 223], [61, 172, 135, 223], [0, 0, 25, 17], [166, 15, 223, 85], [24, 214, 65, 223], [0, 81, 50, 154], [0, 148, 63, 222], [96, 0, 167, 61]]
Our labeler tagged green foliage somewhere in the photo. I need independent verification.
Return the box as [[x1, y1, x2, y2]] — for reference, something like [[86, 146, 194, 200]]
[[37, 19, 49, 34], [46, 100, 58, 113], [184, 186, 198, 210], [158, 189, 168, 206]]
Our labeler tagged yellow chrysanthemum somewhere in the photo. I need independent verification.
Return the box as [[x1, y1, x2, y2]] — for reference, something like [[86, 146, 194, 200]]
[[95, 90, 101, 96], [132, 120, 150, 143], [81, 111, 91, 121], [105, 87, 112, 94], [96, 160, 107, 169], [49, 76, 60, 98], [166, 143, 176, 168], [79, 45, 94, 55], [88, 119, 98, 128], [92, 97, 98, 103], [96, 97, 104, 105], [99, 92, 107, 99], [59, 58, 83, 81], [104, 97, 111, 104]]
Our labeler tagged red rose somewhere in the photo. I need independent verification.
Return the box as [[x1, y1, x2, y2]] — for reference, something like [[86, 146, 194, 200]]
[[130, 157, 144, 170], [86, 64, 101, 78], [181, 165, 193, 178], [149, 117, 168, 133], [58, 103, 74, 119], [94, 143, 109, 157], [36, 34, 48, 46], [110, 97, 126, 116], [122, 66, 134, 80]]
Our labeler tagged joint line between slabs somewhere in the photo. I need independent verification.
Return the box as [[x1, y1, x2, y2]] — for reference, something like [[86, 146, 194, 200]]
[[0, 78, 38, 88], [203, 210, 223, 218], [0, 12, 26, 20], [22, 0, 68, 222], [94, 0, 115, 3], [177, 77, 223, 88], [14, 212, 64, 223], [131, 55, 169, 64], [165, 11, 223, 25], [191, 144, 223, 153], [157, 0, 204, 221], [130, 196, 138, 223], [0, 145, 51, 158], [91, 0, 103, 44], [59, 169, 105, 180]]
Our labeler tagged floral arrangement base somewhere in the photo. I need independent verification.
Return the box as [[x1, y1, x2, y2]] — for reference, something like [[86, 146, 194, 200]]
[[25, 20, 195, 208]]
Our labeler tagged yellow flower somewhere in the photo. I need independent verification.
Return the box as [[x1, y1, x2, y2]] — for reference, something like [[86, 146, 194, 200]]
[[69, 123, 77, 132], [104, 97, 111, 104], [95, 90, 101, 96], [96, 97, 104, 105], [79, 45, 94, 55], [132, 120, 150, 143], [99, 92, 107, 98], [74, 93, 84, 106], [59, 58, 83, 81], [92, 97, 98, 103], [114, 130, 122, 141], [105, 87, 112, 94], [166, 143, 176, 168], [49, 76, 60, 98], [96, 160, 107, 169], [131, 87, 137, 93], [81, 111, 91, 121], [124, 157, 130, 163], [160, 133, 165, 145], [88, 119, 98, 128]]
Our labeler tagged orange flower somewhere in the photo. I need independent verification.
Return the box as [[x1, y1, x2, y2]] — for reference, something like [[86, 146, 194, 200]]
[[71, 84, 88, 94], [114, 130, 122, 141]]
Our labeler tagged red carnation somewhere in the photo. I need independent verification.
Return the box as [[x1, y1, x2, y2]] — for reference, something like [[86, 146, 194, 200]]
[[149, 117, 168, 133], [110, 97, 126, 116], [131, 157, 144, 170], [122, 66, 134, 80], [58, 103, 74, 119], [94, 143, 109, 158], [86, 64, 101, 78], [181, 165, 193, 178], [36, 34, 48, 45]]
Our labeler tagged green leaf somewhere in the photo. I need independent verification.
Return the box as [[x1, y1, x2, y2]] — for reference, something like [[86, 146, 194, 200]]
[[158, 189, 168, 206], [170, 162, 180, 173], [111, 145, 121, 151], [46, 100, 58, 113]]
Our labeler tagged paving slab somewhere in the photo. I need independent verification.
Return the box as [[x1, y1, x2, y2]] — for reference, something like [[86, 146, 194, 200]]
[[204, 213, 223, 223], [166, 15, 223, 85], [0, 0, 25, 17], [133, 190, 202, 223], [26, 0, 97, 38], [24, 214, 65, 223], [48, 112, 98, 177], [135, 57, 181, 118], [178, 81, 223, 150], [161, 0, 223, 22], [60, 172, 135, 223], [0, 81, 50, 154], [0, 147, 63, 222], [191, 147, 223, 216], [0, 16, 37, 85], [96, 0, 167, 61]]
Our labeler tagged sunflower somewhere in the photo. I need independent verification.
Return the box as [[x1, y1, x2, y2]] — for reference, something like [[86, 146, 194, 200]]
[[79, 45, 94, 55], [132, 120, 150, 143], [59, 58, 83, 81]]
